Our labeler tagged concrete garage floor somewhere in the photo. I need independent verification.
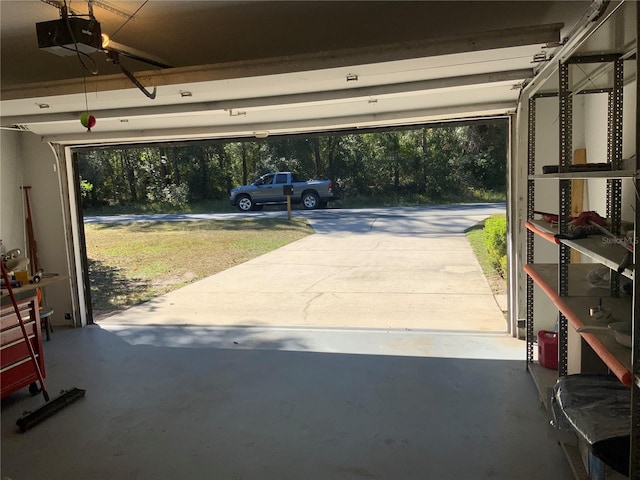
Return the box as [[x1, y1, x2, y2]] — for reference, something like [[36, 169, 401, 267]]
[[1, 204, 574, 479], [1, 325, 573, 480]]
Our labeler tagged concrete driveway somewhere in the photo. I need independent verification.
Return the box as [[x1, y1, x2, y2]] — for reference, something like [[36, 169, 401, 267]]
[[97, 203, 507, 333]]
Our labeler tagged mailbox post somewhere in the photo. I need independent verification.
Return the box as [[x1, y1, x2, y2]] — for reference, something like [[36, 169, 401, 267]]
[[283, 185, 293, 219]]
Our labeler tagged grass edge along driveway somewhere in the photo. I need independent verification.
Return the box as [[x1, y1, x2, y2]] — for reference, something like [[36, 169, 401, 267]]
[[85, 218, 313, 316]]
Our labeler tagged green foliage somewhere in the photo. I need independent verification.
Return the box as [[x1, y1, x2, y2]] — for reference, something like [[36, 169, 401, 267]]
[[483, 215, 507, 277], [77, 122, 508, 212], [465, 219, 507, 294], [499, 255, 508, 279], [79, 178, 93, 198], [146, 182, 190, 207]]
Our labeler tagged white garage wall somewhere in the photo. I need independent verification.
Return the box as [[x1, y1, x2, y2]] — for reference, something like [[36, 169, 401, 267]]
[[582, 80, 637, 224], [1, 130, 75, 326], [583, 92, 611, 217], [0, 130, 27, 253], [623, 80, 638, 160], [622, 79, 638, 222], [22, 136, 75, 326]]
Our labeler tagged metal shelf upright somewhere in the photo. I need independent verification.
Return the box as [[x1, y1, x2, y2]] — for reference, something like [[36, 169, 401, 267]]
[[557, 59, 572, 378], [526, 95, 536, 370]]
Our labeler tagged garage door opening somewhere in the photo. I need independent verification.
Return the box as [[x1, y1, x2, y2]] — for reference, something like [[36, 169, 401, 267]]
[[73, 120, 509, 332]]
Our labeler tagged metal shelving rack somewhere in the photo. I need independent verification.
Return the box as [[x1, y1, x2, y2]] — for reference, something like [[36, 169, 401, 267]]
[[525, 46, 637, 477], [526, 63, 624, 365]]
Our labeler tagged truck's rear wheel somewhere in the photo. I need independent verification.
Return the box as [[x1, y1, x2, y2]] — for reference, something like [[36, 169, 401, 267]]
[[237, 195, 254, 211], [302, 192, 319, 210]]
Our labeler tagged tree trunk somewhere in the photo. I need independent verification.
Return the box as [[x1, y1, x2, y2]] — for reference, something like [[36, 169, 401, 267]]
[[421, 129, 428, 190], [200, 146, 210, 200], [326, 136, 337, 178], [313, 137, 322, 176], [159, 147, 171, 186], [121, 150, 138, 202], [170, 148, 181, 185], [242, 143, 248, 185]]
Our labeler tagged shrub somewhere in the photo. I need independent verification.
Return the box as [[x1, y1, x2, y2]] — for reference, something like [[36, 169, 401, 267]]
[[146, 182, 190, 207], [483, 215, 507, 277], [79, 178, 93, 198]]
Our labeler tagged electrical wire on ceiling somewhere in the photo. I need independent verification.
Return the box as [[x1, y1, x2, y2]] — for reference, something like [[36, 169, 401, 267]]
[[62, 0, 99, 75], [109, 0, 149, 40]]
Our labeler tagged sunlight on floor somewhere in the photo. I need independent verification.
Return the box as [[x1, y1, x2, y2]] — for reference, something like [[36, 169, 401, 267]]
[[99, 323, 524, 361]]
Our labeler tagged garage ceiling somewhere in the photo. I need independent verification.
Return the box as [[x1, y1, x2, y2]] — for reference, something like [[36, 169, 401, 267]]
[[0, 1, 595, 145]]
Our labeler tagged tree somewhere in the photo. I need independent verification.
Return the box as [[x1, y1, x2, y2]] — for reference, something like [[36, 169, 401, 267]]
[[77, 121, 507, 211], [458, 123, 507, 191]]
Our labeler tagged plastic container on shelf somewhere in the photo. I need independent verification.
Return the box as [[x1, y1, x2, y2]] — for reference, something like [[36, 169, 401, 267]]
[[538, 330, 558, 370]]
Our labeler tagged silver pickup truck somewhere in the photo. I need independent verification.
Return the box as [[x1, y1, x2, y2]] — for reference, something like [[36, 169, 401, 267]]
[[230, 172, 341, 211]]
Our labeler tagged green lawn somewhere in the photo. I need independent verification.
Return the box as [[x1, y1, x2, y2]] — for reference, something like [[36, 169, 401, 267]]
[[85, 218, 313, 316]]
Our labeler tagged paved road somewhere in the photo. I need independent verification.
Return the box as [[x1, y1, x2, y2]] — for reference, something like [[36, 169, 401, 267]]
[[84, 203, 505, 232], [95, 203, 508, 333]]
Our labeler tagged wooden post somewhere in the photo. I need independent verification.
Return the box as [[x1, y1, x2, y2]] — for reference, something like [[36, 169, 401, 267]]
[[283, 185, 293, 220], [21, 186, 39, 275]]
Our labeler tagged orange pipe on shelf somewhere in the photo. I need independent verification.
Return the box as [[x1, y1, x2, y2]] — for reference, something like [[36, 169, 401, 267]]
[[523, 263, 632, 387], [525, 221, 560, 245], [574, 335, 631, 386]]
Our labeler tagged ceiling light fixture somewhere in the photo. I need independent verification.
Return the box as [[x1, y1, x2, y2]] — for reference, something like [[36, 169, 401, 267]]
[[101, 34, 171, 69], [37, 103, 50, 109], [180, 91, 193, 98], [346, 73, 359, 82]]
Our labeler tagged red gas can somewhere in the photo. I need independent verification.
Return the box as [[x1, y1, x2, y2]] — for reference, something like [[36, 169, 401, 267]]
[[538, 330, 558, 370]]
